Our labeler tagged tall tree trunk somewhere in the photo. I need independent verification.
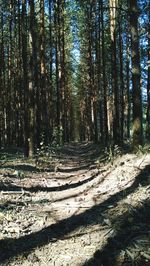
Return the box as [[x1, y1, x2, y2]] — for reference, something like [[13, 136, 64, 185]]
[[40, 0, 48, 144], [118, 6, 124, 145], [7, 1, 14, 146], [0, 10, 4, 148], [101, 0, 108, 146], [96, 0, 103, 142], [147, 13, 150, 140], [28, 0, 38, 157], [109, 0, 120, 145], [126, 27, 131, 139], [130, 0, 143, 148], [61, 0, 67, 142], [54, 0, 60, 142], [22, 0, 29, 156], [48, 0, 53, 142]]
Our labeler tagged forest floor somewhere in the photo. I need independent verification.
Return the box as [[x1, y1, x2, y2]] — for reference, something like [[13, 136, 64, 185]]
[[0, 143, 150, 266]]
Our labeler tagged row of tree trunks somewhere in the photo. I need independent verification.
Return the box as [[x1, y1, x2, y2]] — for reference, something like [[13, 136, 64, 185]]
[[0, 0, 148, 154]]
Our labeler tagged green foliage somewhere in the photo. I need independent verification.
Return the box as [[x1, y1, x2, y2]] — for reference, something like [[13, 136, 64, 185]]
[[52, 127, 63, 146], [134, 143, 150, 155]]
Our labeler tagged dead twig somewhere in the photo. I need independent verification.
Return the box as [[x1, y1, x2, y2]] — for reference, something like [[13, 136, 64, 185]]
[[1, 190, 26, 195]]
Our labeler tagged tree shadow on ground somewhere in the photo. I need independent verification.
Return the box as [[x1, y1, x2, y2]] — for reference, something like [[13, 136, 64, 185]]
[[0, 165, 149, 263], [59, 143, 100, 159], [0, 148, 23, 160], [0, 171, 100, 192], [0, 164, 41, 173], [0, 200, 26, 211], [53, 170, 107, 203], [57, 163, 95, 173], [83, 199, 150, 266]]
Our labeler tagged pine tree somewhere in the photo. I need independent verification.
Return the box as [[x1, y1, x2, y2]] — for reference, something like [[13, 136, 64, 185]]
[[130, 0, 143, 148]]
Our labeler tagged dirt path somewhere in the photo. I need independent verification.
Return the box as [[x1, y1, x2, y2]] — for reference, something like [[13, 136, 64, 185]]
[[0, 143, 150, 266]]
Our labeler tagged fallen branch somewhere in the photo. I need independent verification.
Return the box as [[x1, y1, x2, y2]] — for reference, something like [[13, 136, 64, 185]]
[[1, 190, 25, 195]]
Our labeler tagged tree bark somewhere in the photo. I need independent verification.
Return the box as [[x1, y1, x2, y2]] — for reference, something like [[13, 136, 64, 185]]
[[22, 0, 29, 156], [130, 0, 143, 148], [146, 13, 150, 140], [109, 0, 120, 145]]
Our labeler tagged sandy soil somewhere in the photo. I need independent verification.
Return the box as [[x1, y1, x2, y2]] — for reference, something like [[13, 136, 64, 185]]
[[0, 143, 149, 266]]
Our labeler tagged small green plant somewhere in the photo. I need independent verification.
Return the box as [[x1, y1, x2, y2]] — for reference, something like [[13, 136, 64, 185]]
[[52, 126, 63, 146], [135, 144, 150, 155], [107, 145, 122, 163]]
